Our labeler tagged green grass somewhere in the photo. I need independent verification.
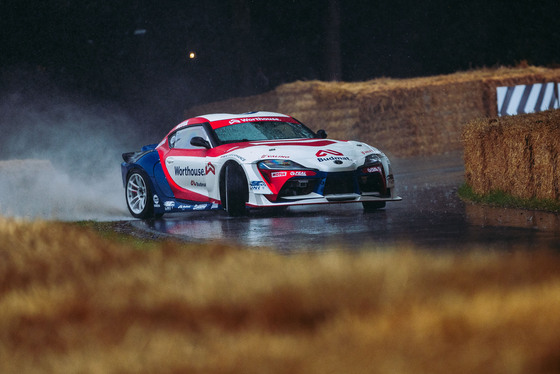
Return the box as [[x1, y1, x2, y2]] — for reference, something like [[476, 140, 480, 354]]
[[458, 183, 560, 213]]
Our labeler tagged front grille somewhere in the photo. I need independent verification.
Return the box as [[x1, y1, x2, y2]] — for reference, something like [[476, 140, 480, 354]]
[[323, 172, 357, 194], [278, 179, 318, 198]]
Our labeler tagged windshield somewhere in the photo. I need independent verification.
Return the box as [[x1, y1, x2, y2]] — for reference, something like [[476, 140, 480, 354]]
[[214, 121, 316, 144]]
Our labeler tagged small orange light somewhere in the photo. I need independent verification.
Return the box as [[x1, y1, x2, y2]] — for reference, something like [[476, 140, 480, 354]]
[[188, 51, 196, 59]]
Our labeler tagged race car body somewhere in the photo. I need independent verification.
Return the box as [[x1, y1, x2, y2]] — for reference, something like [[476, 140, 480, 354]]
[[121, 111, 401, 218]]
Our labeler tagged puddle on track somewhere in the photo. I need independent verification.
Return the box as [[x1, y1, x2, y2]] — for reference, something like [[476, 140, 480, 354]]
[[135, 152, 560, 252]]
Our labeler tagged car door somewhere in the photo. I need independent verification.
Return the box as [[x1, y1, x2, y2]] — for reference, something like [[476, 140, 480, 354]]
[[162, 125, 212, 202]]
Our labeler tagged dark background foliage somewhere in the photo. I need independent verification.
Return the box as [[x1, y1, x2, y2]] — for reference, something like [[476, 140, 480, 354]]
[[1, 0, 559, 128]]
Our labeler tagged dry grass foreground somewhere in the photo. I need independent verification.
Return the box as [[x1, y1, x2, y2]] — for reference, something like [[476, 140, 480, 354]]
[[1, 217, 560, 374]]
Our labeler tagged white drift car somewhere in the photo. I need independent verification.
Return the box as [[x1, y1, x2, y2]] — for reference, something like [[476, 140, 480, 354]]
[[121, 111, 401, 218]]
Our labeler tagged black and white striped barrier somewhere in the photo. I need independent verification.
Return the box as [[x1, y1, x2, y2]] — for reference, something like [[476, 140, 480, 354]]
[[497, 83, 559, 116]]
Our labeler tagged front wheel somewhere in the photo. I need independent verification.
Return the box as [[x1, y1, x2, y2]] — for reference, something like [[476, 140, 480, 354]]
[[221, 162, 249, 217], [362, 201, 386, 211], [126, 170, 156, 219]]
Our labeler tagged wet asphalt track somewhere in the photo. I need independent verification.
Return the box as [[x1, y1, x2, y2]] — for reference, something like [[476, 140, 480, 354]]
[[131, 152, 560, 252]]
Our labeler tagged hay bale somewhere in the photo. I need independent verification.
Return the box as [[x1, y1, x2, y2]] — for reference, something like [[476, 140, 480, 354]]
[[185, 66, 560, 157], [463, 110, 560, 201], [463, 118, 495, 194], [529, 115, 560, 200]]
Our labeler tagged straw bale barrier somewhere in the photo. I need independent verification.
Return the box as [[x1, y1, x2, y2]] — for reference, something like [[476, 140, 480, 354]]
[[463, 109, 560, 201], [185, 66, 560, 157]]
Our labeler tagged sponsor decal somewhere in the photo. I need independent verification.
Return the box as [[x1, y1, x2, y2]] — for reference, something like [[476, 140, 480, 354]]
[[228, 117, 281, 125], [174, 165, 205, 176], [316, 149, 351, 163], [290, 171, 316, 177], [153, 194, 160, 208], [361, 149, 374, 155], [250, 181, 267, 191], [261, 154, 290, 159], [365, 166, 382, 173], [177, 204, 193, 210], [191, 180, 207, 187], [193, 204, 209, 210], [205, 162, 216, 175], [239, 117, 280, 123], [270, 171, 316, 178], [164, 201, 175, 211], [316, 149, 343, 157], [221, 154, 246, 162], [317, 156, 352, 163]]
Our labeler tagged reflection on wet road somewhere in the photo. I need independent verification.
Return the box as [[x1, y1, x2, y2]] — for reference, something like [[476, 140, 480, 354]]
[[133, 153, 560, 252]]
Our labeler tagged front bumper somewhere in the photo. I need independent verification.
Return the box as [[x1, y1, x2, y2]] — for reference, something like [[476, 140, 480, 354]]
[[247, 193, 402, 207], [247, 165, 402, 207]]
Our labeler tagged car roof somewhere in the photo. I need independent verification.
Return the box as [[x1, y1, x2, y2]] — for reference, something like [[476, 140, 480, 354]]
[[171, 111, 293, 132], [196, 111, 290, 123]]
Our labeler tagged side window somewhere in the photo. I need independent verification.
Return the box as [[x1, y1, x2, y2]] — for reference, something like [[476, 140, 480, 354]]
[[169, 126, 210, 149]]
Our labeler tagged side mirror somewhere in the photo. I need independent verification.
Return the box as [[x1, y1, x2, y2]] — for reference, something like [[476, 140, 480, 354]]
[[316, 129, 327, 139], [190, 136, 211, 149]]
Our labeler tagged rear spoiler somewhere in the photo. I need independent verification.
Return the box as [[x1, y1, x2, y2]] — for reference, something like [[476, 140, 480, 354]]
[[122, 144, 158, 163], [122, 152, 137, 163]]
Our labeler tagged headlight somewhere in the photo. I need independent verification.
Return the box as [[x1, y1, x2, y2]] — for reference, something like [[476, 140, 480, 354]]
[[364, 153, 383, 165], [258, 159, 308, 170]]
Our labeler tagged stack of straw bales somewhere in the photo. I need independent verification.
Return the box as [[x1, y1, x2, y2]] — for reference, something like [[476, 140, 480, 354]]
[[463, 109, 560, 201], [185, 66, 560, 157]]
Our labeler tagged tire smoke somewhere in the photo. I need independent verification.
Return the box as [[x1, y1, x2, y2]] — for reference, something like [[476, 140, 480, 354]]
[[0, 71, 150, 221]]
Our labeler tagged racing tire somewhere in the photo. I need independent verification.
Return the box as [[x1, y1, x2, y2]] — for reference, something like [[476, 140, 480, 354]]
[[221, 162, 249, 217], [126, 170, 156, 219], [362, 201, 386, 211]]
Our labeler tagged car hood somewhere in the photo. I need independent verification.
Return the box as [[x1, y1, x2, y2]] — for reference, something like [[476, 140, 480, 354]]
[[217, 139, 382, 171]]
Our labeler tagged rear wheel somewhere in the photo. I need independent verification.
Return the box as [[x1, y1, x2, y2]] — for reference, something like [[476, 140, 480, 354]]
[[221, 162, 249, 217], [362, 201, 386, 211], [126, 170, 156, 219]]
